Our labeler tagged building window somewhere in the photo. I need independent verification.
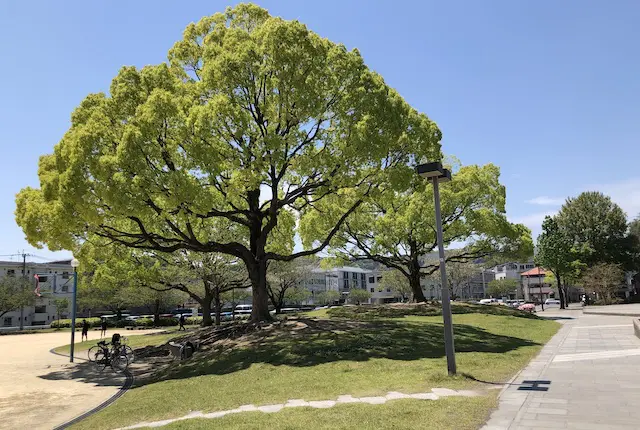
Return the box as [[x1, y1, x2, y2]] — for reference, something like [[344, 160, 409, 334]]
[[377, 276, 382, 282], [3, 317, 12, 327], [368, 276, 375, 283], [35, 305, 47, 314], [7, 269, 15, 276], [386, 288, 391, 293], [360, 273, 366, 283], [352, 272, 358, 280], [62, 272, 70, 279], [62, 285, 69, 292], [38, 275, 48, 283], [343, 279, 349, 289], [370, 288, 375, 293]]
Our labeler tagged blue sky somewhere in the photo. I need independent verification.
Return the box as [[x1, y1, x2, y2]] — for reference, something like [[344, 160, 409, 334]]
[[2, 0, 640, 261]]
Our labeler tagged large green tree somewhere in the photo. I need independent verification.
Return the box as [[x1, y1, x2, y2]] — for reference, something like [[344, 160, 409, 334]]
[[266, 258, 315, 313], [535, 216, 582, 309], [581, 263, 624, 304], [0, 277, 33, 319], [332, 164, 532, 302], [556, 192, 635, 268], [486, 278, 518, 298], [15, 4, 441, 322]]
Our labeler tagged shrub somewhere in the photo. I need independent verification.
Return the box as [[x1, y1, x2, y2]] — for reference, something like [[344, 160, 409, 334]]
[[186, 316, 203, 325], [134, 317, 179, 327], [51, 317, 102, 328], [593, 298, 625, 306]]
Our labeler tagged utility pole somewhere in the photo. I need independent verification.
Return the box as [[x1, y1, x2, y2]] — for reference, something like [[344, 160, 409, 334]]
[[19, 252, 27, 330]]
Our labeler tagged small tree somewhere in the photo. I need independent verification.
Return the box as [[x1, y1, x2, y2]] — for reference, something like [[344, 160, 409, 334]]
[[284, 287, 312, 306], [266, 259, 314, 314], [0, 277, 33, 319], [349, 288, 371, 305], [444, 261, 478, 299], [486, 278, 518, 298], [378, 270, 412, 302], [53, 298, 70, 321], [581, 263, 624, 304], [315, 290, 340, 305]]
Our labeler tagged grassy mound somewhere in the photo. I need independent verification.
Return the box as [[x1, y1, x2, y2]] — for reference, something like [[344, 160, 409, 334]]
[[326, 302, 538, 320]]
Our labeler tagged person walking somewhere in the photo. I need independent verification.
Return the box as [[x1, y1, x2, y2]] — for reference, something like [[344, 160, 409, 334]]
[[81, 319, 89, 341], [179, 314, 186, 331], [100, 318, 108, 338]]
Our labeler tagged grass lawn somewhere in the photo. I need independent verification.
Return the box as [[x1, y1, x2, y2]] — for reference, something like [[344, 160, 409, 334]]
[[71, 310, 559, 430], [53, 327, 187, 355], [162, 396, 497, 430]]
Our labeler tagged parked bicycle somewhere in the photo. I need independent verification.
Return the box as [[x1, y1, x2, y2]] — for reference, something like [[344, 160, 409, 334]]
[[88, 333, 133, 371]]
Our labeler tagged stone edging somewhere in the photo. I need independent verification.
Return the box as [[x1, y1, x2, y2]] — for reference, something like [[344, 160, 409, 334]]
[[582, 309, 640, 317], [114, 388, 482, 430], [49, 348, 133, 430], [634, 319, 640, 340]]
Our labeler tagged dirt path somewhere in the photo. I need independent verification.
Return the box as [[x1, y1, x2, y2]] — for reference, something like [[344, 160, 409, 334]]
[[0, 329, 156, 430]]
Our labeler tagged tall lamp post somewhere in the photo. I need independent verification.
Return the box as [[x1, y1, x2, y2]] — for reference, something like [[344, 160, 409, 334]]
[[69, 257, 80, 363], [416, 162, 456, 375]]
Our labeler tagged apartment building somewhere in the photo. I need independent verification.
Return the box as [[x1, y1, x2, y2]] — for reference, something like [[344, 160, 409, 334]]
[[1, 260, 74, 328], [303, 266, 401, 304]]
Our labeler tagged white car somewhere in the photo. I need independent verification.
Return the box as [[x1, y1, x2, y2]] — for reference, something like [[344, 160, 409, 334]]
[[544, 299, 561, 306], [479, 298, 497, 305]]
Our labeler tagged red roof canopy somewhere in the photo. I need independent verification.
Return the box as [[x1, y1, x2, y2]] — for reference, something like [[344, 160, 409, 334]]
[[521, 267, 546, 276]]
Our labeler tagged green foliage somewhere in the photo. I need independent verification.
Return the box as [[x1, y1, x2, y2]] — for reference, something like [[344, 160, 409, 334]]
[[378, 270, 412, 301], [327, 302, 539, 320], [314, 290, 340, 305], [556, 192, 635, 268], [486, 278, 518, 298], [333, 164, 533, 302], [267, 258, 315, 311], [53, 298, 70, 319], [581, 262, 625, 305], [51, 317, 102, 328], [15, 4, 441, 322], [0, 277, 34, 317], [348, 288, 371, 304]]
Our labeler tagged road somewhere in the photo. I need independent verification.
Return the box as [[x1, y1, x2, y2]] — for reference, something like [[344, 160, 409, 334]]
[[1, 330, 126, 430]]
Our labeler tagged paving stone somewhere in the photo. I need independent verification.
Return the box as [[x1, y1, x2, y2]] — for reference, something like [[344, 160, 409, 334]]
[[284, 399, 310, 408], [431, 387, 459, 397], [308, 400, 336, 408], [359, 396, 387, 404], [257, 404, 284, 413], [385, 392, 410, 400], [409, 392, 438, 400]]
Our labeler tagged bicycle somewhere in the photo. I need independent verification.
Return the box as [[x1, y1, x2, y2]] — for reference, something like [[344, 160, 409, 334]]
[[93, 340, 129, 372], [120, 336, 135, 363]]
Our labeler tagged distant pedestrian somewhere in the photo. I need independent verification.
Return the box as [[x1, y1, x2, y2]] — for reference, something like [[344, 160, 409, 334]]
[[179, 314, 186, 331], [100, 318, 107, 338], [81, 319, 89, 341]]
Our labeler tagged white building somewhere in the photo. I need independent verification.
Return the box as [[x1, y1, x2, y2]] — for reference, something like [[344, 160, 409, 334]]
[[304, 266, 400, 304], [1, 260, 74, 328]]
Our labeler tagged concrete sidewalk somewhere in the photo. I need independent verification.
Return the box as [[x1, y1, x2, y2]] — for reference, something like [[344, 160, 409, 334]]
[[482, 309, 640, 429]]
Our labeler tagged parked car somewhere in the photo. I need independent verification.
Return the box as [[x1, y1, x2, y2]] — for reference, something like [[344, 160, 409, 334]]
[[544, 299, 561, 306], [479, 298, 497, 305], [234, 305, 252, 315]]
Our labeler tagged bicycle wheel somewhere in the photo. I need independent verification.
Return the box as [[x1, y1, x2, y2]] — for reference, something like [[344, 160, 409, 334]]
[[122, 345, 135, 363], [111, 352, 129, 372], [94, 351, 109, 371], [87, 345, 102, 362]]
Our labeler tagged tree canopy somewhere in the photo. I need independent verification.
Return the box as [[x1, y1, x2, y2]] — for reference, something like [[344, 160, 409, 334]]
[[15, 4, 441, 322], [0, 277, 33, 318], [486, 278, 518, 298], [332, 163, 532, 301], [556, 192, 635, 268]]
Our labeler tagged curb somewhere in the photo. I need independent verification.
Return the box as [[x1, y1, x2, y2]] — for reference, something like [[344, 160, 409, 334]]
[[582, 310, 640, 317], [49, 347, 133, 429]]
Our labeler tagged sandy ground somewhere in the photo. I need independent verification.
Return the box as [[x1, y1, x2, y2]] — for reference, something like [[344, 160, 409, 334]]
[[0, 329, 160, 430]]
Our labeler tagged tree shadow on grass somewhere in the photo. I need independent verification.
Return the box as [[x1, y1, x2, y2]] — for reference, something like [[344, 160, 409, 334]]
[[144, 318, 540, 386]]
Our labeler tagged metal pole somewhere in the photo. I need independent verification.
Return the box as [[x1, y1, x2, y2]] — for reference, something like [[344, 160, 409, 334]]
[[432, 178, 456, 375], [70, 268, 78, 363], [20, 253, 26, 330]]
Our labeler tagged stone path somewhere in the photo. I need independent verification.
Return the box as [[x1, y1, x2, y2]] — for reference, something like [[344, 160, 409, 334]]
[[115, 388, 482, 429], [482, 307, 640, 429]]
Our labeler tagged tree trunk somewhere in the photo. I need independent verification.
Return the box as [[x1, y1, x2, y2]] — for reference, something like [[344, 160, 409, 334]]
[[409, 271, 427, 302], [153, 298, 161, 326], [556, 276, 566, 309], [213, 290, 221, 327], [250, 258, 272, 322], [201, 297, 213, 327]]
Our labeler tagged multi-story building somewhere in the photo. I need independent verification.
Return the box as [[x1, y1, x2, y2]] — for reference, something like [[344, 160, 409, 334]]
[[487, 261, 536, 299], [303, 266, 401, 304], [1, 259, 74, 328], [520, 267, 553, 302]]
